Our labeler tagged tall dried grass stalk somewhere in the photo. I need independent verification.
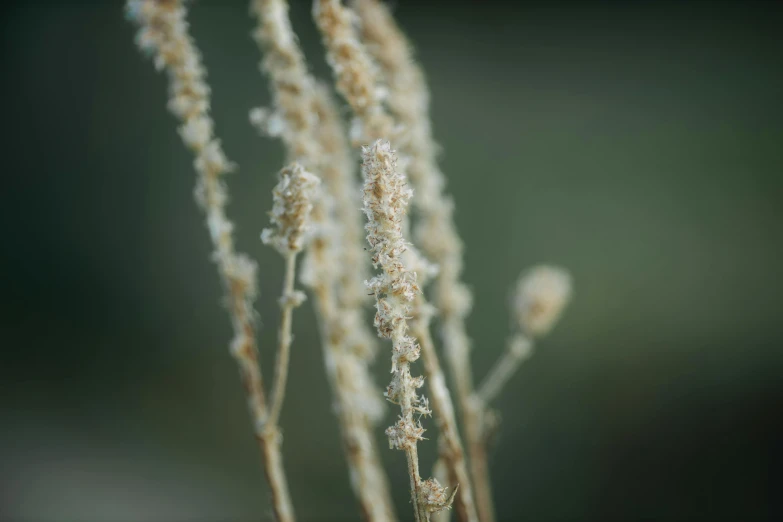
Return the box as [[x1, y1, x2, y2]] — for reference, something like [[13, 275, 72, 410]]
[[125, 1, 296, 520], [314, 2, 468, 520], [472, 266, 572, 521], [250, 1, 397, 519], [353, 1, 482, 521], [258, 163, 320, 522], [362, 140, 455, 521], [129, 2, 574, 521], [260, 163, 319, 431], [314, 2, 483, 520], [307, 86, 398, 522]]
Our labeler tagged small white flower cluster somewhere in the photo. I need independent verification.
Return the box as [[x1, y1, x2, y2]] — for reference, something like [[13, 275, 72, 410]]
[[361, 140, 431, 451], [261, 163, 321, 255], [513, 265, 572, 337]]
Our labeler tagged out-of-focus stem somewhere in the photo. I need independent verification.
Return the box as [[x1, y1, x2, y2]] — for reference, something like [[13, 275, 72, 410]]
[[412, 303, 478, 522], [259, 429, 295, 522], [266, 252, 298, 429], [476, 335, 533, 407], [125, 2, 295, 519], [464, 401, 493, 522], [251, 0, 397, 518], [349, 2, 489, 517]]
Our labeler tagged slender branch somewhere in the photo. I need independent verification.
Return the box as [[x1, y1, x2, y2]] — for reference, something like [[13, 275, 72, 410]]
[[260, 429, 295, 522], [476, 335, 533, 407], [259, 163, 320, 520], [477, 265, 573, 408], [464, 403, 493, 522], [266, 252, 298, 429], [470, 266, 572, 522]]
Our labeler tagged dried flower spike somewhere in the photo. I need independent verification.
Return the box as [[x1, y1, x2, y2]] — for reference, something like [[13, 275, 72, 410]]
[[362, 139, 453, 521], [261, 163, 319, 438], [262, 163, 321, 255]]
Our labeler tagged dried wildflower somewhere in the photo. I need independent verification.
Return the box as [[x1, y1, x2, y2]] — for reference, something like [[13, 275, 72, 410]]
[[126, 2, 301, 520], [131, 2, 578, 521], [362, 139, 452, 521], [127, 0, 261, 418], [514, 265, 572, 338], [261, 163, 320, 255], [251, 0, 396, 512], [476, 266, 571, 411]]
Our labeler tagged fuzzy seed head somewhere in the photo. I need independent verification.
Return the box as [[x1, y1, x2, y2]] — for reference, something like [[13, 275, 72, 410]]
[[261, 163, 321, 255], [514, 265, 572, 337]]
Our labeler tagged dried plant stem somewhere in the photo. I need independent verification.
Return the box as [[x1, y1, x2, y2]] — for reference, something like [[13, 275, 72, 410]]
[[257, 163, 321, 521], [251, 1, 397, 518], [351, 2, 491, 520], [260, 431, 295, 522], [476, 336, 533, 407], [413, 304, 476, 522], [471, 267, 572, 521], [307, 88, 398, 522], [464, 411, 492, 522], [316, 2, 472, 518], [466, 337, 531, 522], [126, 2, 295, 520], [307, 245, 396, 522], [266, 252, 298, 429], [406, 448, 428, 522], [362, 141, 454, 521]]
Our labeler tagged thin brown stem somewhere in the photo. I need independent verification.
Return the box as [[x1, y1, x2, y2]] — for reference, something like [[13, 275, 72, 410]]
[[260, 429, 295, 522], [443, 318, 495, 522], [476, 335, 533, 407], [406, 447, 427, 522], [413, 306, 478, 522], [464, 401, 493, 522], [266, 252, 298, 429]]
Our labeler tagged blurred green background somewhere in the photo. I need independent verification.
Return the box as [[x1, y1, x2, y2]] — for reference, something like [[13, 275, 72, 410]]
[[2, 1, 782, 520]]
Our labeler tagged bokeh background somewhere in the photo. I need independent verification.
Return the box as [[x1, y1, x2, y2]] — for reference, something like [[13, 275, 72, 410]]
[[2, 1, 782, 520]]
